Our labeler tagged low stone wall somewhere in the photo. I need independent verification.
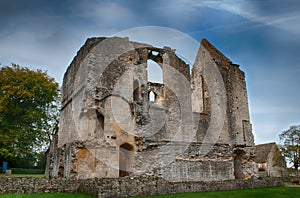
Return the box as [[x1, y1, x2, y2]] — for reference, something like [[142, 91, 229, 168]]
[[0, 177, 79, 194], [0, 176, 283, 197], [94, 177, 283, 197]]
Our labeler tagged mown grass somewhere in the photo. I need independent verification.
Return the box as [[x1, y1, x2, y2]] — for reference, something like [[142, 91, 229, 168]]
[[1, 186, 299, 198], [129, 186, 300, 198], [0, 174, 44, 178], [0, 193, 95, 198]]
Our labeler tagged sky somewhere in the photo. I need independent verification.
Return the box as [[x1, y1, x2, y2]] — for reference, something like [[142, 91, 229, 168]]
[[0, 0, 299, 145]]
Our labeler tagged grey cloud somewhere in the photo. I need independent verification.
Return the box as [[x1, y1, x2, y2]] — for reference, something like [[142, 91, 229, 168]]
[[0, 0, 299, 145]]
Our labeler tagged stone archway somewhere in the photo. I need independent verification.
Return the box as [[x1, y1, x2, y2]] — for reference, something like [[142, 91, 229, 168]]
[[119, 143, 134, 177]]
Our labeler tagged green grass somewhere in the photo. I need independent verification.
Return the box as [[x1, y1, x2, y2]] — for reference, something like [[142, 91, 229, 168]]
[[129, 186, 300, 198], [0, 193, 95, 198], [0, 174, 45, 178], [1, 187, 299, 198], [282, 178, 292, 183]]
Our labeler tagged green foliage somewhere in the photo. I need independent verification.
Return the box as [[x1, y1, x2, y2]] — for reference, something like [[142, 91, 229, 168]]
[[0, 64, 60, 166], [10, 152, 36, 168], [35, 152, 47, 169], [11, 168, 45, 174], [0, 174, 45, 178], [279, 125, 300, 171]]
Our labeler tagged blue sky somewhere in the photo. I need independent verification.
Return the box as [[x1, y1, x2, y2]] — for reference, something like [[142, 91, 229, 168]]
[[0, 0, 299, 144]]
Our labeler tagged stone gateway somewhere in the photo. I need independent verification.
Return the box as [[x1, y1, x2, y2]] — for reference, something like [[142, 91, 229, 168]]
[[46, 37, 256, 182]]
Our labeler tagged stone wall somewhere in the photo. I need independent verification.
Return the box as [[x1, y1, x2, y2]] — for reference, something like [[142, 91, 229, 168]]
[[96, 177, 282, 198], [0, 176, 283, 198], [47, 36, 257, 181], [0, 177, 79, 194]]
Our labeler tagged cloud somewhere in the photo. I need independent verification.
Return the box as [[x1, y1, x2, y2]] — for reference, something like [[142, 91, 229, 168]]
[[0, 0, 135, 83], [251, 113, 299, 144], [0, 0, 299, 146], [151, 1, 203, 25], [198, 0, 300, 35], [251, 106, 300, 115], [71, 0, 134, 28]]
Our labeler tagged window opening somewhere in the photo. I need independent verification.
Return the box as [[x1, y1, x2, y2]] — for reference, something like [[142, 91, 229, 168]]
[[147, 59, 163, 83], [152, 51, 159, 56], [133, 79, 139, 102], [149, 91, 156, 102], [97, 112, 104, 130]]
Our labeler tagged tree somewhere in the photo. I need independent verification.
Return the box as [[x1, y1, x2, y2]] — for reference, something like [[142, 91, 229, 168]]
[[279, 125, 300, 171], [0, 64, 60, 167]]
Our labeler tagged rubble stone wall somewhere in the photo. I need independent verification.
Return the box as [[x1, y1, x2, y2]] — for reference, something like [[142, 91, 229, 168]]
[[0, 177, 283, 198], [47, 37, 257, 181]]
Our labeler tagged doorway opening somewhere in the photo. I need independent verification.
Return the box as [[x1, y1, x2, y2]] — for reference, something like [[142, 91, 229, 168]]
[[234, 150, 246, 179], [119, 143, 134, 177]]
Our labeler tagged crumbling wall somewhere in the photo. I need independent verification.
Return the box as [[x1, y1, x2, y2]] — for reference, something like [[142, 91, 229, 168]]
[[196, 39, 254, 146], [159, 143, 235, 182], [0, 177, 283, 197], [47, 37, 256, 181], [191, 39, 256, 180]]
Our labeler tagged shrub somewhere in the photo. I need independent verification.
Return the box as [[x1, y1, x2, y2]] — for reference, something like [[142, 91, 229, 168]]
[[11, 168, 45, 174]]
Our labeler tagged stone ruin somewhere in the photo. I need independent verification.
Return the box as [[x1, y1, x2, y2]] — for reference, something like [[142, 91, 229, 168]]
[[46, 37, 256, 182]]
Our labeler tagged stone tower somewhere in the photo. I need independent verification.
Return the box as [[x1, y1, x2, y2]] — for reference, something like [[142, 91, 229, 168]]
[[46, 37, 256, 181]]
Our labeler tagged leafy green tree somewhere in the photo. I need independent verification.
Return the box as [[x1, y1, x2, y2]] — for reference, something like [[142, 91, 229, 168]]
[[279, 125, 300, 171], [0, 64, 60, 167]]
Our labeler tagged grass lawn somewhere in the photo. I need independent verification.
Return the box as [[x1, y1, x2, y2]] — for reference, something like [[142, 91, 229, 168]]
[[1, 186, 299, 198], [0, 193, 95, 198], [129, 186, 300, 198], [0, 174, 44, 178]]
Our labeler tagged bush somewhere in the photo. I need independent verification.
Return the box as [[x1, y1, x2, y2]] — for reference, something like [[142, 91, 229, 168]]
[[11, 168, 45, 174]]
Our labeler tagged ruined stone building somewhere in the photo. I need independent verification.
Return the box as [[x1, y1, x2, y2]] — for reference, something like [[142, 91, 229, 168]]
[[46, 37, 256, 182], [255, 142, 286, 177]]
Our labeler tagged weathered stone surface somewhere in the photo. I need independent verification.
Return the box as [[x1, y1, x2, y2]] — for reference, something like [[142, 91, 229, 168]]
[[255, 142, 287, 177], [0, 177, 283, 197], [46, 37, 257, 182], [0, 177, 79, 194]]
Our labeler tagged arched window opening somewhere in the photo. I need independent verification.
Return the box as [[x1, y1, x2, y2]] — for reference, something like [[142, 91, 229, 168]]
[[147, 59, 163, 83], [97, 112, 104, 130], [149, 91, 156, 102], [152, 51, 159, 56], [119, 143, 134, 177], [133, 79, 139, 102]]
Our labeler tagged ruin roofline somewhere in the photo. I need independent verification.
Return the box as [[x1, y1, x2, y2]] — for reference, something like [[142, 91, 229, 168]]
[[64, 36, 242, 84]]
